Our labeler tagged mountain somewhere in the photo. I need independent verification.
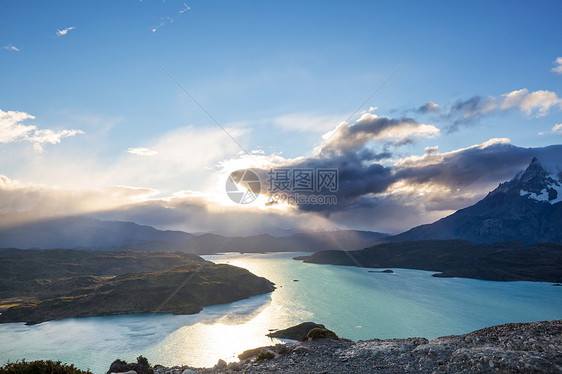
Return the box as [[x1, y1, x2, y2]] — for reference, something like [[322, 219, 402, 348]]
[[122, 230, 388, 254], [390, 157, 562, 244], [0, 215, 387, 253], [0, 216, 193, 249]]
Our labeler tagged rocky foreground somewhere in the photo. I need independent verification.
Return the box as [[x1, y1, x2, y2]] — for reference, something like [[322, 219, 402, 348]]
[[110, 320, 562, 374]]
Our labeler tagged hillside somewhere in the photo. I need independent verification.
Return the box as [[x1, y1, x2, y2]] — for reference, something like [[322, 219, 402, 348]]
[[0, 216, 193, 249], [295, 240, 562, 282], [0, 249, 274, 324]]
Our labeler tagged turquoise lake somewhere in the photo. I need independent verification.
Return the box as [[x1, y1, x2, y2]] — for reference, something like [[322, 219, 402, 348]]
[[0, 252, 560, 373]]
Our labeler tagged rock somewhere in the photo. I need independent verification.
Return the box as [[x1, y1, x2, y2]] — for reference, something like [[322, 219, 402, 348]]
[[110, 371, 137, 374], [108, 359, 129, 374], [304, 328, 339, 341], [215, 359, 227, 369], [107, 356, 153, 374], [292, 345, 310, 354], [239, 345, 275, 361], [267, 322, 326, 340], [124, 319, 562, 374], [228, 362, 242, 371], [181, 370, 195, 374]]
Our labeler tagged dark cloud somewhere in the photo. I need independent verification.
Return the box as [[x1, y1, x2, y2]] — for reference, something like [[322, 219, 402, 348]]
[[254, 150, 396, 213], [395, 142, 534, 188], [257, 141, 562, 230], [318, 114, 439, 154], [417, 101, 440, 114], [446, 96, 498, 133]]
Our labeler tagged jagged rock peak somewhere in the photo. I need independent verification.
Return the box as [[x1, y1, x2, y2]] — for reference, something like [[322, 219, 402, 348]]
[[516, 157, 561, 204]]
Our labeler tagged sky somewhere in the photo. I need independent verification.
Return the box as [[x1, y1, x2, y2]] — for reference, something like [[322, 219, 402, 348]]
[[1, 0, 562, 235]]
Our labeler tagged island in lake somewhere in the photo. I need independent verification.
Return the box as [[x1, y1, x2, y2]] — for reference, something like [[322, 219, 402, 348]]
[[0, 249, 274, 325]]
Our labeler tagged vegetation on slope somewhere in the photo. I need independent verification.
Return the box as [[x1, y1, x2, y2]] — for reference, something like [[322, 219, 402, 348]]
[[0, 249, 274, 324], [295, 240, 562, 282]]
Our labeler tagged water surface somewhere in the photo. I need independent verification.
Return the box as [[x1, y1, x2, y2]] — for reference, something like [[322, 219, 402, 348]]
[[0, 252, 560, 373]]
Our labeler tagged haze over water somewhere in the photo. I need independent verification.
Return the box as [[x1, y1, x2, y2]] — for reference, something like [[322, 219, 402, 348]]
[[0, 252, 560, 373]]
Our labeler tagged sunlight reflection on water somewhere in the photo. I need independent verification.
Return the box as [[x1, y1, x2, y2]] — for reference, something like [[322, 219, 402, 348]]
[[1, 252, 560, 373]]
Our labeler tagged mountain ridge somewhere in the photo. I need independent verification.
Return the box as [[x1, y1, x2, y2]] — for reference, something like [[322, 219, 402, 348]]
[[0, 215, 387, 253], [389, 157, 562, 244]]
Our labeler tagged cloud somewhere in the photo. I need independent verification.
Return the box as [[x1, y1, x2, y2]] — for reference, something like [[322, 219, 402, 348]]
[[127, 147, 158, 156], [2, 125, 561, 235], [317, 113, 439, 154], [56, 27, 76, 37], [393, 138, 528, 189], [502, 89, 562, 117], [0, 109, 84, 152], [0, 109, 36, 142], [553, 123, 562, 135], [151, 3, 190, 32], [552, 57, 562, 74], [179, 3, 191, 14], [2, 44, 19, 52], [0, 173, 317, 236], [446, 96, 497, 133], [417, 101, 440, 113], [436, 88, 562, 132]]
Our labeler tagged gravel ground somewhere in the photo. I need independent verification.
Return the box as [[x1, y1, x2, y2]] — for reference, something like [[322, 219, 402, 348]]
[[141, 320, 562, 374]]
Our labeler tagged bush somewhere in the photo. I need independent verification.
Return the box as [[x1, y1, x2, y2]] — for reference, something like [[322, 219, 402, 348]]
[[304, 328, 339, 341], [106, 356, 153, 374], [0, 360, 92, 374], [255, 349, 275, 362]]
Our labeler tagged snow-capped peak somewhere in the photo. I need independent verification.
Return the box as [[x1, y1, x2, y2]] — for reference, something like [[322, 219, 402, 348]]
[[517, 157, 562, 204]]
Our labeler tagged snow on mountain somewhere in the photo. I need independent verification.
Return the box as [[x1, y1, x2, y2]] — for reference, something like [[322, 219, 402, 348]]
[[513, 157, 562, 205], [390, 154, 562, 244]]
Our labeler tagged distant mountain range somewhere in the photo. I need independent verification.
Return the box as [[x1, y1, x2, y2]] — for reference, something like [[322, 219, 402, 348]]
[[390, 157, 562, 244], [0, 216, 194, 249], [0, 215, 387, 253], [1, 156, 561, 252]]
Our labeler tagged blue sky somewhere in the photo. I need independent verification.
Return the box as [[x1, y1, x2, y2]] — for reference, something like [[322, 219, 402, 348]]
[[1, 1, 562, 234]]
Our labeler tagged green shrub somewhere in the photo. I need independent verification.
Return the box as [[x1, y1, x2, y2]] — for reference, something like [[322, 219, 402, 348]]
[[0, 360, 92, 374], [255, 349, 275, 362], [305, 328, 339, 341]]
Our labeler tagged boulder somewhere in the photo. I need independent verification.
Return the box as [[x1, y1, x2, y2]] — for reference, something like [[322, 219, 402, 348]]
[[267, 322, 326, 340]]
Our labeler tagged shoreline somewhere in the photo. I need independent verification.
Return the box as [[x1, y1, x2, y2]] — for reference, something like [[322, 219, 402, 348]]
[[111, 319, 562, 373]]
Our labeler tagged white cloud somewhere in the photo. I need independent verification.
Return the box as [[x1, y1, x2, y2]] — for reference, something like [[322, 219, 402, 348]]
[[0, 110, 36, 142], [127, 147, 158, 156], [501, 88, 562, 117], [553, 123, 562, 134], [56, 27, 76, 37], [0, 109, 84, 152], [3, 44, 19, 52], [179, 3, 191, 14], [552, 57, 562, 74]]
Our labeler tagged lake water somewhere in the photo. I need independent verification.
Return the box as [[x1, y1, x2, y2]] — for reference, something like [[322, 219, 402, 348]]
[[0, 252, 560, 373]]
